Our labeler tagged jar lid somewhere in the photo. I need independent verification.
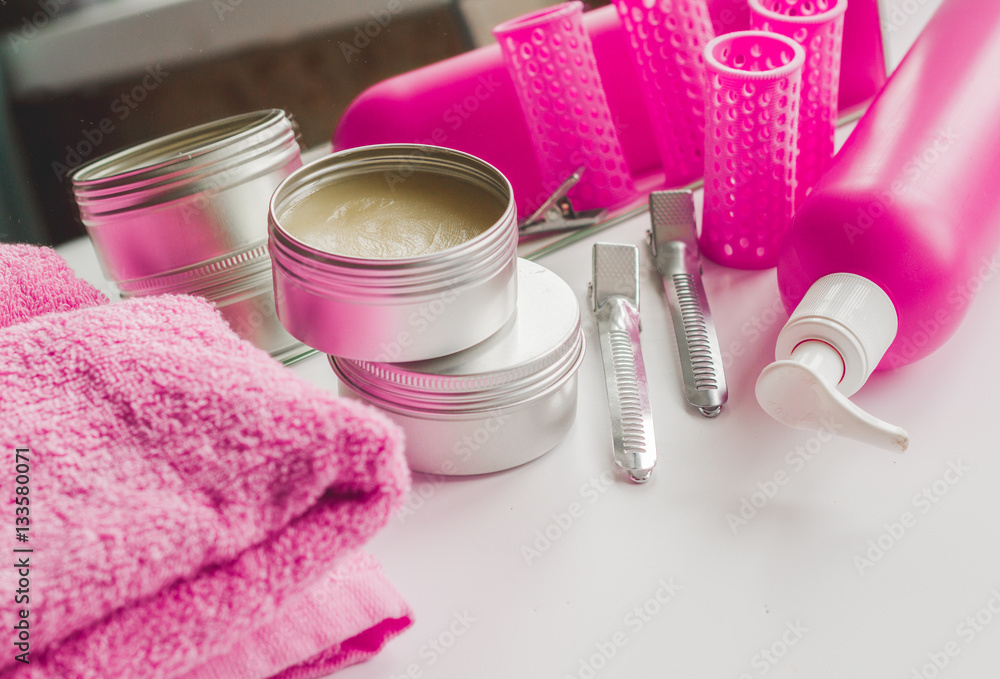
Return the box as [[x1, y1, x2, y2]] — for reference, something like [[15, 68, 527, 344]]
[[331, 259, 584, 413], [71, 109, 298, 208], [70, 109, 300, 287]]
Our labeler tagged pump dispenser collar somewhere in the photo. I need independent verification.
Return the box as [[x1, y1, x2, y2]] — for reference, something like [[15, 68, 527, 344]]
[[756, 273, 909, 452]]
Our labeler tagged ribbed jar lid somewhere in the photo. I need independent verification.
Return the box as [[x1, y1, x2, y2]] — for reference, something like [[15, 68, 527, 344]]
[[331, 259, 584, 413], [69, 109, 301, 291], [71, 109, 299, 213]]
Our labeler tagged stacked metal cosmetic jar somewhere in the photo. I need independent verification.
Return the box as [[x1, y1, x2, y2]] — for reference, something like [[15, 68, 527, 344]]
[[71, 109, 309, 364], [268, 144, 586, 475]]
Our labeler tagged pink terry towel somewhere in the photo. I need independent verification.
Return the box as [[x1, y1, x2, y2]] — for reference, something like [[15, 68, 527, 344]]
[[0, 245, 413, 678], [0, 244, 107, 328]]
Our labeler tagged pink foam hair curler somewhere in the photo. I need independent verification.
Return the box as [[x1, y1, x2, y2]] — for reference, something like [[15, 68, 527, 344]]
[[333, 4, 885, 218], [749, 0, 847, 204], [493, 2, 636, 212], [613, 0, 715, 187], [700, 30, 805, 269]]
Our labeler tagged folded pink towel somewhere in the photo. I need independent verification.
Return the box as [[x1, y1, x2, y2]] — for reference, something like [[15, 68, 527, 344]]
[[185, 552, 410, 679], [0, 244, 106, 328], [0, 250, 412, 679]]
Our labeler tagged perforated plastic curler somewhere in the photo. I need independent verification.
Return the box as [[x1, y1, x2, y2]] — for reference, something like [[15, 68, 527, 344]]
[[749, 0, 847, 204], [493, 1, 636, 212], [613, 0, 715, 186], [701, 30, 805, 269]]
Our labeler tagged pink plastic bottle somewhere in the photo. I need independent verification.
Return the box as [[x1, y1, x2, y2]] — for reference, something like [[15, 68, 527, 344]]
[[756, 0, 1000, 451]]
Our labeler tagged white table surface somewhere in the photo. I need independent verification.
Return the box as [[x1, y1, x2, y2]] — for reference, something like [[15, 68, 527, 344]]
[[58, 180, 1000, 679], [333, 215, 1000, 679], [57, 3, 1000, 677]]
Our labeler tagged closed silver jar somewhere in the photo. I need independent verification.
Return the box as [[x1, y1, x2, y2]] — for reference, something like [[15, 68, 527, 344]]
[[268, 144, 519, 363], [70, 109, 308, 363], [331, 259, 585, 475]]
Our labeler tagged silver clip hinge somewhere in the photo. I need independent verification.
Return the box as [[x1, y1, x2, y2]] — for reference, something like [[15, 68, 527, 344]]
[[589, 243, 657, 483], [647, 190, 728, 417], [519, 167, 607, 236]]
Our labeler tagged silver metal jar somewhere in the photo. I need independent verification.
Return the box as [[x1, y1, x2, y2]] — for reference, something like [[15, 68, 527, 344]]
[[268, 144, 518, 363], [331, 259, 585, 475], [70, 109, 309, 364]]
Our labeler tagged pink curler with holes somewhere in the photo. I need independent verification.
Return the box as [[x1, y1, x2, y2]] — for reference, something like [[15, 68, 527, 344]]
[[493, 1, 636, 212], [749, 0, 847, 204], [701, 30, 805, 269], [613, 0, 716, 186]]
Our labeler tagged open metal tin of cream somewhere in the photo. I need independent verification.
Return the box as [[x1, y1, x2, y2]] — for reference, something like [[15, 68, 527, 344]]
[[330, 258, 585, 475], [268, 144, 518, 362], [70, 109, 308, 364]]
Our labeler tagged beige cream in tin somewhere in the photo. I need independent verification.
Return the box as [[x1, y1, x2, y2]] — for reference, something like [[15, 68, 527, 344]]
[[268, 144, 519, 363]]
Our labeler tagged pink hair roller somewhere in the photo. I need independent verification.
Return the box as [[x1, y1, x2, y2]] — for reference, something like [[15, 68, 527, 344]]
[[613, 0, 715, 186], [701, 30, 805, 269], [493, 1, 636, 211], [749, 0, 848, 205]]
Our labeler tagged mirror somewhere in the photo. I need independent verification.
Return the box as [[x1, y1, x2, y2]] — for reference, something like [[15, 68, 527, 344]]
[[0, 0, 938, 247]]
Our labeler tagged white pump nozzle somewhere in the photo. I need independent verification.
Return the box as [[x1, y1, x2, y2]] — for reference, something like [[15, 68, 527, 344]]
[[755, 274, 909, 453]]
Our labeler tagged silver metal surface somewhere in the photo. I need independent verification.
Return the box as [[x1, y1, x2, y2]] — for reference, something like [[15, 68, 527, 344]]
[[70, 109, 307, 362], [519, 167, 607, 236], [330, 259, 585, 475], [71, 109, 300, 287], [269, 144, 519, 362], [648, 190, 729, 417], [590, 244, 657, 483]]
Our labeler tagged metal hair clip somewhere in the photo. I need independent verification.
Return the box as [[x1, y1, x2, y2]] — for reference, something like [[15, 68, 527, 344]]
[[519, 167, 608, 236], [647, 190, 728, 417], [589, 243, 657, 483]]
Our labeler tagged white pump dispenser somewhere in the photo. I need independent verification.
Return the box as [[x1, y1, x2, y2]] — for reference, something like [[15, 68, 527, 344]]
[[755, 273, 909, 452]]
